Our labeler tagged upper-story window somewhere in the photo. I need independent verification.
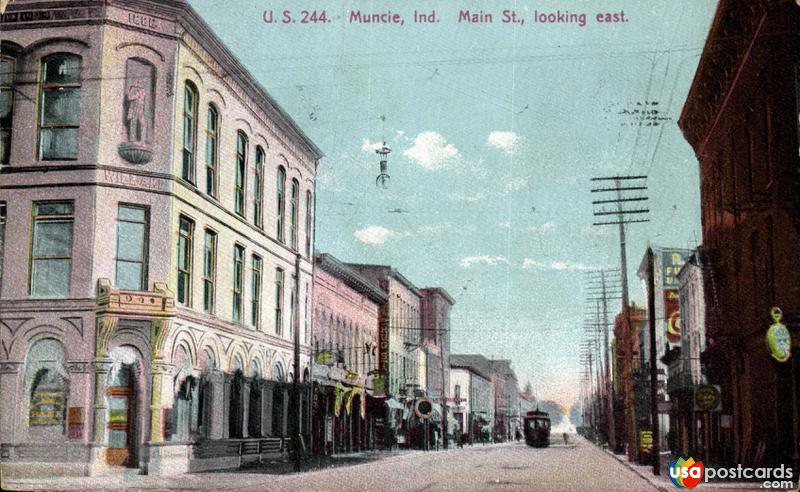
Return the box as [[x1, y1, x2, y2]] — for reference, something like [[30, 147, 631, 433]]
[[250, 254, 262, 328], [0, 202, 6, 290], [305, 191, 313, 257], [274, 267, 284, 336], [289, 179, 299, 250], [232, 244, 244, 323], [454, 384, 461, 402], [182, 82, 198, 183], [38, 54, 81, 160], [235, 131, 247, 217], [276, 166, 286, 242], [253, 146, 265, 228], [176, 215, 194, 306], [202, 229, 216, 314], [115, 204, 148, 290], [205, 105, 219, 197], [30, 202, 74, 298], [0, 57, 15, 165]]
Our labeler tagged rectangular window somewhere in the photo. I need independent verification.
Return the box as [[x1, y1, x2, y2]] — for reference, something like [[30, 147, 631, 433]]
[[305, 191, 313, 257], [176, 216, 193, 306], [202, 229, 216, 313], [38, 54, 81, 160], [0, 57, 15, 165], [274, 268, 284, 336], [289, 275, 296, 338], [232, 244, 244, 323], [253, 147, 264, 228], [114, 205, 148, 290], [182, 83, 198, 183], [276, 167, 286, 242], [0, 202, 5, 289], [289, 180, 299, 250], [205, 106, 219, 197], [30, 202, 74, 297], [250, 255, 262, 327], [235, 132, 247, 217]]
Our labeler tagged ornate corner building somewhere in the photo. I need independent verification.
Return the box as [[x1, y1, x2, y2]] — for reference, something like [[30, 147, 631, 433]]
[[0, 0, 322, 477]]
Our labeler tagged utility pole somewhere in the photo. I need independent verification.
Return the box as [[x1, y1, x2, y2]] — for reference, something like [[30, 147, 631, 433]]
[[292, 252, 302, 471], [591, 175, 649, 455], [646, 247, 660, 476]]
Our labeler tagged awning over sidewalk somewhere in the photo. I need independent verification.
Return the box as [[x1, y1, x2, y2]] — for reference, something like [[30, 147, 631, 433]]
[[385, 398, 404, 410]]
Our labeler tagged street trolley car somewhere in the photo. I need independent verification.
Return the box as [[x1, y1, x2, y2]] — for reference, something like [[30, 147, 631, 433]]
[[523, 409, 551, 448]]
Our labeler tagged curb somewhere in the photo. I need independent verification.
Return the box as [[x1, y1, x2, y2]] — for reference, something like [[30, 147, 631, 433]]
[[602, 448, 671, 492]]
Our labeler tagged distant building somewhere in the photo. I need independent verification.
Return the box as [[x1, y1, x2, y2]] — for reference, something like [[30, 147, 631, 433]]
[[311, 253, 386, 454], [449, 354, 495, 444], [420, 287, 455, 440], [489, 359, 519, 442]]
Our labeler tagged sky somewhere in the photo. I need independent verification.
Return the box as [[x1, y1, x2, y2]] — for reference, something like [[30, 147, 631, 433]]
[[190, 0, 718, 408]]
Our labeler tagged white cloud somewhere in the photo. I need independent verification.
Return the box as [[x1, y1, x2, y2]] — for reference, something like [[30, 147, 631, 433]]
[[403, 132, 460, 170], [460, 256, 510, 268], [522, 258, 596, 271], [448, 191, 487, 203], [487, 131, 520, 154], [361, 138, 384, 153], [497, 221, 512, 229], [505, 176, 529, 193], [354, 226, 398, 245], [528, 222, 555, 235]]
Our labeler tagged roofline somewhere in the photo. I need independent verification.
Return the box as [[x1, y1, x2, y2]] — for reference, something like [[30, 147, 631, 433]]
[[315, 253, 388, 304], [346, 263, 422, 297], [421, 287, 456, 305], [180, 5, 323, 161]]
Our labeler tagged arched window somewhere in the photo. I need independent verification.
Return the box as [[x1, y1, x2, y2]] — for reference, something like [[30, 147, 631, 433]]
[[38, 53, 81, 160], [253, 146, 265, 228], [271, 363, 285, 437], [228, 357, 244, 438], [26, 339, 67, 429], [1, 55, 17, 164], [289, 179, 299, 250], [205, 105, 219, 197], [182, 81, 198, 183], [171, 345, 196, 441], [234, 131, 247, 217], [197, 348, 215, 436], [276, 166, 286, 242], [248, 360, 261, 437]]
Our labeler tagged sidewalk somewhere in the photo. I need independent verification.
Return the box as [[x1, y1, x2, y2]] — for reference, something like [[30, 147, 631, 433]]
[[1, 444, 487, 491], [602, 448, 769, 491]]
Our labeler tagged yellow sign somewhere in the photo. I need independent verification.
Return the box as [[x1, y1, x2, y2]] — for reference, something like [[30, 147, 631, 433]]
[[766, 307, 791, 363]]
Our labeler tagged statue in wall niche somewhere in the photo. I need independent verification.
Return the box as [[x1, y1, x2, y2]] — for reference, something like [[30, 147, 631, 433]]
[[125, 78, 147, 142]]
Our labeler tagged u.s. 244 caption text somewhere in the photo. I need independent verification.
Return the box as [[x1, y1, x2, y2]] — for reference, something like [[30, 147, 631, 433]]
[[263, 9, 628, 27]]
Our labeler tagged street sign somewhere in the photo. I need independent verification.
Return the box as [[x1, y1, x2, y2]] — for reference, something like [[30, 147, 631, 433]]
[[415, 397, 434, 419], [694, 384, 722, 412]]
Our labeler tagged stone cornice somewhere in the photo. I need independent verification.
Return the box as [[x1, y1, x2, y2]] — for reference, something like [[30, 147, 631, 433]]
[[316, 253, 388, 305]]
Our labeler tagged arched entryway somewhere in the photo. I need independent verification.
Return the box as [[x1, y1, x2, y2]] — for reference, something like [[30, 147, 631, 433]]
[[105, 346, 143, 467]]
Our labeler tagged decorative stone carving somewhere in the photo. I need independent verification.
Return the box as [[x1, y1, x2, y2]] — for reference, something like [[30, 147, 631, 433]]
[[66, 361, 92, 374], [0, 362, 22, 374], [118, 58, 155, 164]]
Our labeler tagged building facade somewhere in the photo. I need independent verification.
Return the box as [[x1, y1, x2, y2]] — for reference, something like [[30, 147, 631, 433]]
[[490, 359, 519, 441], [311, 253, 385, 455], [449, 354, 495, 444], [0, 0, 321, 477], [420, 287, 454, 443], [678, 0, 800, 468]]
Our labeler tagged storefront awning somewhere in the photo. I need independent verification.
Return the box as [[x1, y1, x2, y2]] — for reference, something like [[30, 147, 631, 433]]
[[385, 398, 404, 410]]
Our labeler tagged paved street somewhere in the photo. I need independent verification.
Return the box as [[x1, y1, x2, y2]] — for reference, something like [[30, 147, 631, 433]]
[[4, 436, 659, 491]]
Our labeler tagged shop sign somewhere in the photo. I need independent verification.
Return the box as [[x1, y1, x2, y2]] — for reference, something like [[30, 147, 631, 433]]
[[766, 307, 791, 362], [664, 289, 681, 344], [325, 416, 333, 443], [694, 384, 721, 412], [639, 430, 653, 453]]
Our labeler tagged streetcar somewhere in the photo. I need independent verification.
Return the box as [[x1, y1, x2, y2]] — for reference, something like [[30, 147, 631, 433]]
[[523, 409, 551, 448]]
